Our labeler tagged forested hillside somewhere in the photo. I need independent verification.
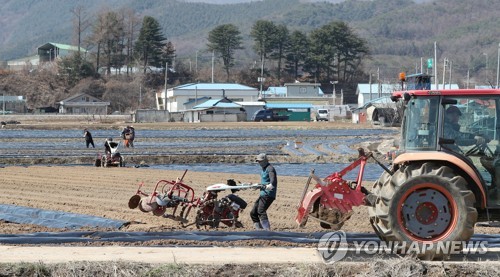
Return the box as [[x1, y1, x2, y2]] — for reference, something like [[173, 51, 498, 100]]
[[1, 0, 499, 84], [1, 0, 499, 90]]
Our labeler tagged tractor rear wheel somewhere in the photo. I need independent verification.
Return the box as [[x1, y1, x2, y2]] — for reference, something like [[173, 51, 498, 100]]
[[368, 162, 477, 259]]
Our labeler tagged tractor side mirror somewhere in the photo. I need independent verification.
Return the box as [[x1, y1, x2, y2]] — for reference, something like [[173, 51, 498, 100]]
[[403, 93, 411, 102]]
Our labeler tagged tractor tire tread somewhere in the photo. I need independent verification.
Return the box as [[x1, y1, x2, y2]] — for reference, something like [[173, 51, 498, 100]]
[[368, 162, 478, 260]]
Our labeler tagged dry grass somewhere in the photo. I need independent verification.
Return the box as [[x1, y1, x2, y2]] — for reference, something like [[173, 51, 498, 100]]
[[1, 259, 500, 277]]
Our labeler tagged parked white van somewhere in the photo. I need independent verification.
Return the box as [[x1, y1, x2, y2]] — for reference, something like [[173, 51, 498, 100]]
[[316, 109, 329, 121]]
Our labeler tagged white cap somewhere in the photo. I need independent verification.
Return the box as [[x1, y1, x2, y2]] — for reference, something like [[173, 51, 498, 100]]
[[255, 153, 268, 162]]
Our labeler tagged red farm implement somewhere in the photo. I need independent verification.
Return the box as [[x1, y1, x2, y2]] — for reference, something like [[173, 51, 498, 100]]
[[296, 148, 390, 229], [128, 170, 261, 229]]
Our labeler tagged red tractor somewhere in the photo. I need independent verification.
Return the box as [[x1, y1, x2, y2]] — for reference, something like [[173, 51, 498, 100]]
[[297, 73, 500, 258]]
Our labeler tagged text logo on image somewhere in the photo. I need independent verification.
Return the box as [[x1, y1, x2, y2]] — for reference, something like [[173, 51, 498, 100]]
[[317, 231, 488, 263], [317, 231, 348, 263]]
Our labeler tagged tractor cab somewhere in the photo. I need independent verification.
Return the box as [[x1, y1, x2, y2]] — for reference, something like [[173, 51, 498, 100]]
[[363, 83, 500, 259], [404, 73, 432, 90], [397, 88, 500, 209]]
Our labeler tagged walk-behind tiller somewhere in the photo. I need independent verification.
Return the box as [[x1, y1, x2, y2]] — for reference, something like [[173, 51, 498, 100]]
[[186, 180, 260, 229], [128, 170, 261, 228], [296, 148, 391, 230]]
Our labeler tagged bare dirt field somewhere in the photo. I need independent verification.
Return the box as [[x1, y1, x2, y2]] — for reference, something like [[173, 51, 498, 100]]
[[1, 120, 500, 276]]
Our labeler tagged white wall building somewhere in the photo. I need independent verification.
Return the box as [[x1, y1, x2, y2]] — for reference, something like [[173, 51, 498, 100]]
[[156, 83, 259, 112]]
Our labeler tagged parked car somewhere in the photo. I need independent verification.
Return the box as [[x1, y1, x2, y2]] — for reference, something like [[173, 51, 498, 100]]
[[252, 109, 289, 122], [316, 109, 329, 121]]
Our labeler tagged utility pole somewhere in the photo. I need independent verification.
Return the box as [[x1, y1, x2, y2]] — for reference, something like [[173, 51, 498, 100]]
[[448, 60, 452, 89], [443, 58, 447, 88], [434, 41, 438, 90], [467, 69, 470, 89], [369, 73, 372, 101], [164, 62, 168, 110], [211, 50, 214, 83], [377, 67, 381, 98], [497, 42, 500, 88], [260, 51, 264, 98]]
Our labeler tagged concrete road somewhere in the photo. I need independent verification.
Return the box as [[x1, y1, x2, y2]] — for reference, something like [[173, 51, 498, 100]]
[[0, 246, 322, 264]]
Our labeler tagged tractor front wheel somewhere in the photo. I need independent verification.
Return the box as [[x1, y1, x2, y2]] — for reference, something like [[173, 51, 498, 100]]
[[368, 163, 477, 259]]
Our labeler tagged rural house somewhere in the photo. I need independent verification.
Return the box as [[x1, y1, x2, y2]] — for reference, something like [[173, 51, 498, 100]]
[[184, 98, 246, 122], [58, 93, 110, 114]]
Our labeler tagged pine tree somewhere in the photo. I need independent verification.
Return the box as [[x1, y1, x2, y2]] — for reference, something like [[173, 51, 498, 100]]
[[207, 24, 243, 82], [285, 30, 309, 79], [135, 16, 166, 73]]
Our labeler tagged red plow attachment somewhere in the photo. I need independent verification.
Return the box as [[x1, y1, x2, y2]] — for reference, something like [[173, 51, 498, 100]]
[[296, 148, 389, 229]]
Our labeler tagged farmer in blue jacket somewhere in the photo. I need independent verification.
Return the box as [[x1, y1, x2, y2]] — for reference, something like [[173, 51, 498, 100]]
[[250, 153, 277, 231]]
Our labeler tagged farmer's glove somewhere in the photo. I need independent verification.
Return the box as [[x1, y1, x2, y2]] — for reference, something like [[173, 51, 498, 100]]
[[265, 184, 274, 191], [475, 136, 486, 145]]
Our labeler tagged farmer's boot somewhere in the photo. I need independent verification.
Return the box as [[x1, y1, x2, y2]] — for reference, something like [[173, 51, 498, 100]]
[[253, 222, 262, 230], [260, 219, 271, 231]]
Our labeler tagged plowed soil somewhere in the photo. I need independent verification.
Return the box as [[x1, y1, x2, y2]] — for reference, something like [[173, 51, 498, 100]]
[[2, 120, 500, 276], [0, 166, 374, 237], [0, 120, 385, 244]]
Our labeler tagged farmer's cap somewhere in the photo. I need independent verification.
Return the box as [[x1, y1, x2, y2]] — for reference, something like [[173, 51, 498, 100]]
[[255, 153, 268, 162], [446, 106, 462, 116]]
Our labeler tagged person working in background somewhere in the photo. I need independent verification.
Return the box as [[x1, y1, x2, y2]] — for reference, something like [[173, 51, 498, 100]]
[[121, 126, 130, 147], [128, 125, 135, 147], [83, 128, 95, 148]]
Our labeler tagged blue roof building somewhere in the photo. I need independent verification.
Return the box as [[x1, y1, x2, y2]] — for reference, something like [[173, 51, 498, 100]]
[[192, 99, 242, 109], [184, 97, 246, 123]]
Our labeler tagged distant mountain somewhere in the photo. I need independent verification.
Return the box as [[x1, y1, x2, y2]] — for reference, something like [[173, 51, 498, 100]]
[[0, 0, 499, 84], [182, 0, 344, 3], [183, 0, 434, 4], [182, 0, 263, 3]]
